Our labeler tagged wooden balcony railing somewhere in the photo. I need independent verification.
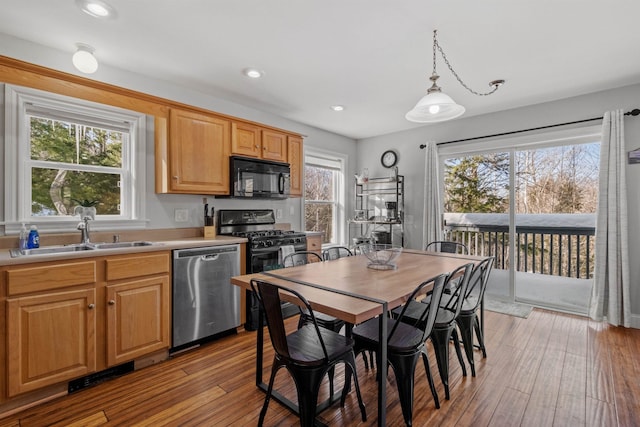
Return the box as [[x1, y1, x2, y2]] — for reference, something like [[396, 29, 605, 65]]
[[444, 222, 595, 279]]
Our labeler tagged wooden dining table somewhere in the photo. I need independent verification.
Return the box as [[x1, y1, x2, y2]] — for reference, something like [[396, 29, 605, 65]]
[[230, 249, 487, 426]]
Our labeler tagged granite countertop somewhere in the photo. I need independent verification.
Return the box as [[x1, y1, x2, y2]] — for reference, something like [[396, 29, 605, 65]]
[[0, 236, 247, 266]]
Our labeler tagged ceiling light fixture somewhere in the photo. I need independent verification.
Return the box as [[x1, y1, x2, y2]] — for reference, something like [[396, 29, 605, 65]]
[[331, 105, 345, 111], [75, 0, 117, 19], [243, 68, 263, 79], [406, 30, 505, 123], [72, 43, 99, 74]]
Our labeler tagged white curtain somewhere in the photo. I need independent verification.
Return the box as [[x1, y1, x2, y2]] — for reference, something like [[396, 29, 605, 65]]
[[422, 141, 443, 249], [589, 109, 631, 327]]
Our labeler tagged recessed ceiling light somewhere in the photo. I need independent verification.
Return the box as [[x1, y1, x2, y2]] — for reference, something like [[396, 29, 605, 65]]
[[75, 0, 117, 19], [331, 105, 345, 111], [243, 68, 263, 79]]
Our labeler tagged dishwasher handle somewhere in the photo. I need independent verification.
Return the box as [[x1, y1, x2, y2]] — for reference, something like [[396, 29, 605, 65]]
[[201, 254, 220, 261]]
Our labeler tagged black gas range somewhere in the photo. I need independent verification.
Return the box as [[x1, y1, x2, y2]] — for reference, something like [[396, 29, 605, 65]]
[[218, 209, 306, 330]]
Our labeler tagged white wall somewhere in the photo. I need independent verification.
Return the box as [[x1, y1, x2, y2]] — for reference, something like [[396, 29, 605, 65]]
[[0, 34, 357, 234], [356, 83, 640, 326]]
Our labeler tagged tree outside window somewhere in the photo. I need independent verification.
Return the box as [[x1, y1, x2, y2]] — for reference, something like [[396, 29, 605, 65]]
[[304, 153, 344, 245]]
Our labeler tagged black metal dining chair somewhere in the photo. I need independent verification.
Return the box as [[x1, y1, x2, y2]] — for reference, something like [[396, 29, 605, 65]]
[[250, 279, 366, 427], [282, 250, 346, 396], [322, 246, 353, 261], [456, 256, 494, 376], [390, 262, 474, 400], [425, 240, 469, 255], [349, 273, 449, 426], [282, 251, 323, 267]]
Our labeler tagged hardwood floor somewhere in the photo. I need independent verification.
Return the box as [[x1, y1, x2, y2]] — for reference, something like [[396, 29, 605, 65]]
[[1, 308, 639, 426]]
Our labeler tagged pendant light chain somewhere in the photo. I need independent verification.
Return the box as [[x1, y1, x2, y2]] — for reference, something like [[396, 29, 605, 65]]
[[433, 30, 502, 97]]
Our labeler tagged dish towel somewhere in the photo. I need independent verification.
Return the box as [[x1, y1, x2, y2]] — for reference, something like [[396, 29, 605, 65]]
[[279, 245, 296, 265]]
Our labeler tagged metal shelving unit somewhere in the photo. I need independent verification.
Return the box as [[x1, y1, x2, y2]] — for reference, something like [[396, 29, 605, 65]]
[[348, 173, 404, 248]]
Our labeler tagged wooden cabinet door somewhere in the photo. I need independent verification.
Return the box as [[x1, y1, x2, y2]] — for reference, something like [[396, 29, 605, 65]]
[[6, 289, 96, 396], [231, 122, 261, 158], [306, 234, 323, 259], [106, 276, 170, 366], [288, 135, 303, 197], [169, 108, 230, 194], [261, 130, 287, 162]]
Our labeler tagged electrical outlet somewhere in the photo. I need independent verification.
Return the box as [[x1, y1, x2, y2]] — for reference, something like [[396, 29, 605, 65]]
[[276, 209, 283, 219], [174, 208, 189, 222]]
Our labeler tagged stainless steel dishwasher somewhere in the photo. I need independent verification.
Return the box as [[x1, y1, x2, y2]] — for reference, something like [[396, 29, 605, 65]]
[[172, 244, 241, 350]]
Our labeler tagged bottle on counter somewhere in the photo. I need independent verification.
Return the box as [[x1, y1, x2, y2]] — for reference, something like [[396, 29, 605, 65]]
[[19, 223, 29, 250], [27, 225, 40, 249]]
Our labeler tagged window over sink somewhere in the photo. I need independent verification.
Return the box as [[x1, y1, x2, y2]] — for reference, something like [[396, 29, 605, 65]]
[[4, 84, 147, 233]]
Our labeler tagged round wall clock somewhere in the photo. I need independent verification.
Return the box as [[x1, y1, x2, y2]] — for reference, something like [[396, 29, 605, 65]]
[[381, 150, 398, 168]]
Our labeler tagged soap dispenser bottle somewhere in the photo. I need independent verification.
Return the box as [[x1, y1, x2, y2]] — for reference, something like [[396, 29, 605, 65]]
[[27, 225, 40, 249], [19, 223, 28, 250]]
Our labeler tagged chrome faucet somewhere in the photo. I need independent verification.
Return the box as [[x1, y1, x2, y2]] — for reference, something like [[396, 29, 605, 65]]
[[77, 216, 91, 244]]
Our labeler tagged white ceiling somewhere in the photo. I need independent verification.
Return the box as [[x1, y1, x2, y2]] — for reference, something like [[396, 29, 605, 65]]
[[2, 1, 640, 139]]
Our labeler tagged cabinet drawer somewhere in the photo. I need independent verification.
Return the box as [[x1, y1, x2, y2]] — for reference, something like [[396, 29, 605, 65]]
[[6, 261, 97, 296], [105, 253, 170, 281]]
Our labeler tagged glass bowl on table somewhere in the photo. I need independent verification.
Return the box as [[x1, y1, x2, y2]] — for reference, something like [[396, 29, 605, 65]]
[[361, 243, 403, 270]]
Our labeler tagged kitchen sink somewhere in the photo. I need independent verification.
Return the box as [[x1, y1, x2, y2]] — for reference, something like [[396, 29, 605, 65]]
[[10, 244, 94, 258], [91, 241, 156, 249], [9, 241, 159, 258]]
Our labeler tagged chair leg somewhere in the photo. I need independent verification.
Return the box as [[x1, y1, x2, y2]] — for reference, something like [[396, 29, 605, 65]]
[[340, 353, 367, 422], [431, 327, 453, 400], [420, 349, 440, 409], [259, 357, 285, 426], [289, 366, 326, 427], [388, 352, 421, 427], [451, 327, 467, 377], [327, 366, 335, 398], [473, 316, 487, 358], [457, 315, 476, 377]]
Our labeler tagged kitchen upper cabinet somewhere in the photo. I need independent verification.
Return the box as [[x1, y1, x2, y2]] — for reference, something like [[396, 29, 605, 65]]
[[231, 122, 262, 158], [105, 253, 170, 367], [261, 129, 288, 162], [168, 108, 230, 194], [288, 135, 303, 197]]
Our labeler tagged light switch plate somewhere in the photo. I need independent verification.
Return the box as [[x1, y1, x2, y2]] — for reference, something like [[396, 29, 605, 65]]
[[175, 208, 189, 222]]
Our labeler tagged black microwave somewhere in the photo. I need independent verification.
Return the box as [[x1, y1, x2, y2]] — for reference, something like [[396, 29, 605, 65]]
[[230, 156, 290, 199]]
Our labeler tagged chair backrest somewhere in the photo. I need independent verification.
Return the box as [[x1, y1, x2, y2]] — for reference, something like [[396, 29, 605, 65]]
[[390, 273, 449, 341], [462, 257, 494, 312], [438, 262, 474, 321], [426, 240, 469, 255], [283, 251, 323, 267], [250, 279, 329, 363], [323, 246, 353, 261]]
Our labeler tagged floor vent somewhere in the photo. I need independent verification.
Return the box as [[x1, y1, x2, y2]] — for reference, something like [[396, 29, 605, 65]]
[[68, 361, 134, 394]]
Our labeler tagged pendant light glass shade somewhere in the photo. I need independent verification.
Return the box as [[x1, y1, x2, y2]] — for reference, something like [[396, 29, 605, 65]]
[[405, 90, 465, 123], [72, 44, 98, 74]]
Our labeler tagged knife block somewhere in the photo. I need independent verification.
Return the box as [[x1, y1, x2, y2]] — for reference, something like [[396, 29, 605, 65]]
[[204, 226, 217, 238]]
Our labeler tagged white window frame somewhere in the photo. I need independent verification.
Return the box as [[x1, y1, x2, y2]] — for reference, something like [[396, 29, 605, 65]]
[[304, 148, 347, 246], [4, 84, 147, 234]]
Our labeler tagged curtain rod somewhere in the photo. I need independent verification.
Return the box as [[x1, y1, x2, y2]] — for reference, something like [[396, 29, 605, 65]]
[[419, 108, 640, 149]]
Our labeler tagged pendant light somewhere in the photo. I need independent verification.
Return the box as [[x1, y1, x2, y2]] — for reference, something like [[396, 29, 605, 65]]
[[406, 30, 504, 123]]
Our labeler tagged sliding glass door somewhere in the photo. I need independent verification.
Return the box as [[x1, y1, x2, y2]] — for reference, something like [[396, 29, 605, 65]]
[[440, 126, 601, 314]]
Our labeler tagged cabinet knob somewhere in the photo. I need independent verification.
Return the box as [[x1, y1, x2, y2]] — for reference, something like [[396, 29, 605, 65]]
[[88, 303, 95, 309], [173, 176, 179, 180], [108, 300, 116, 305], [255, 145, 259, 149]]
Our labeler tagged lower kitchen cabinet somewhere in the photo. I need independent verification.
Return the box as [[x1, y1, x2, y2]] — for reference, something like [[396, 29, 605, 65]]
[[2, 251, 171, 404], [6, 288, 97, 397], [106, 275, 170, 366]]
